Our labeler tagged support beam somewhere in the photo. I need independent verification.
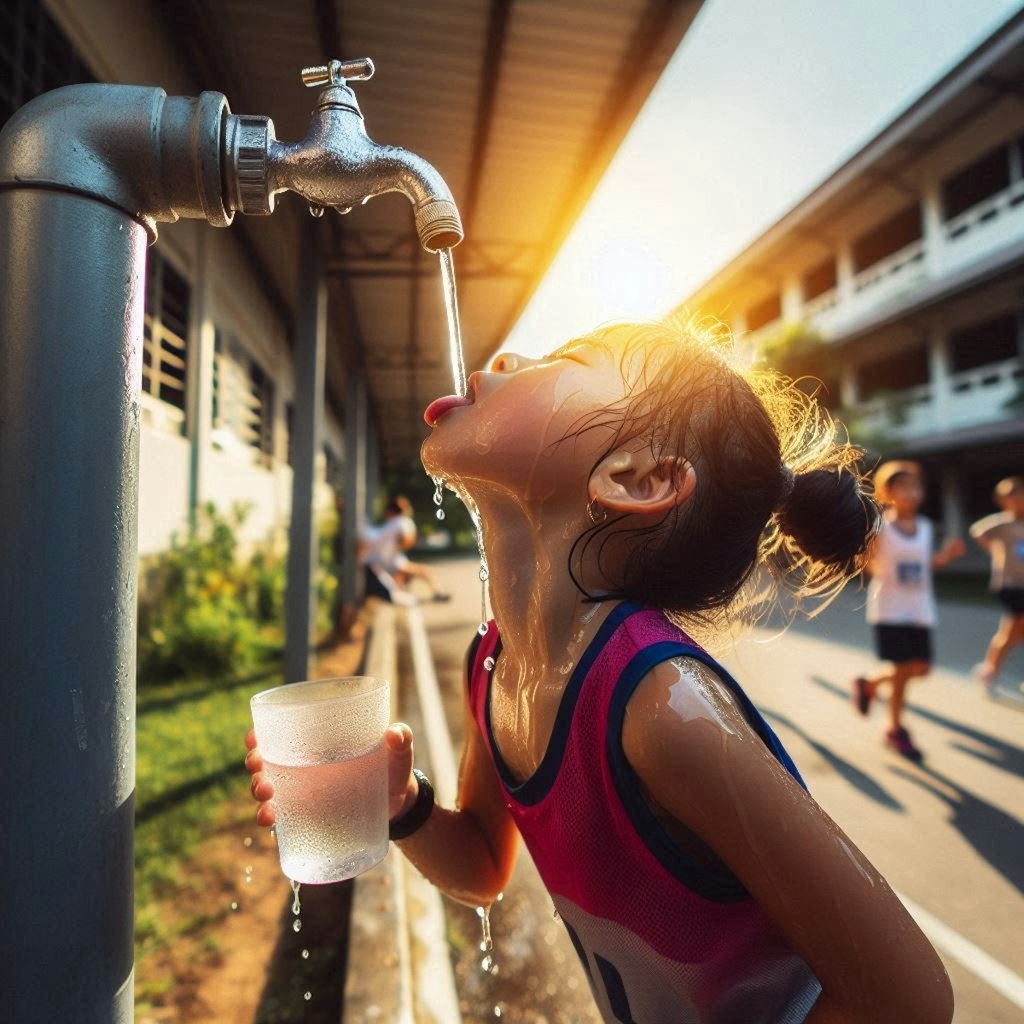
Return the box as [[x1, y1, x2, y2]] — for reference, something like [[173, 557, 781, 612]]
[[285, 222, 328, 683], [341, 367, 369, 610]]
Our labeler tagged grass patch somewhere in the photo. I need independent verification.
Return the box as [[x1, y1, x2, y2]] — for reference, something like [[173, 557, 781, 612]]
[[135, 660, 281, 963]]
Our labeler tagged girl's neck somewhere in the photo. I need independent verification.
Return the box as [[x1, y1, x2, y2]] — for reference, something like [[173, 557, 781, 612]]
[[472, 490, 616, 676]]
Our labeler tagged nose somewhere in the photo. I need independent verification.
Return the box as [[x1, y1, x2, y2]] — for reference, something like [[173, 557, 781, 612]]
[[489, 351, 534, 373]]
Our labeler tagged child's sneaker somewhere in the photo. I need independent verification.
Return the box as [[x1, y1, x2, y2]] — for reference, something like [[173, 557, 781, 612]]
[[885, 727, 922, 762], [972, 662, 997, 691], [852, 677, 872, 716]]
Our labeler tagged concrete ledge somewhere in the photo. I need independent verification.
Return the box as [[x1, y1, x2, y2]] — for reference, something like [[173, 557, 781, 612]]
[[343, 602, 462, 1023]]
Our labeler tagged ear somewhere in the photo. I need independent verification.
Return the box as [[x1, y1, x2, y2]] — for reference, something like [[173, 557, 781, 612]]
[[589, 449, 696, 517]]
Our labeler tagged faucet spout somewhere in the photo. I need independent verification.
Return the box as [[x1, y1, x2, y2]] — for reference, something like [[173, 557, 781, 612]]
[[224, 69, 463, 252]]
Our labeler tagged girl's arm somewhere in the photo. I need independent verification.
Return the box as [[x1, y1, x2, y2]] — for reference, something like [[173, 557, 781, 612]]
[[932, 535, 966, 568], [245, 690, 519, 909], [388, 698, 520, 906], [622, 659, 954, 1024]]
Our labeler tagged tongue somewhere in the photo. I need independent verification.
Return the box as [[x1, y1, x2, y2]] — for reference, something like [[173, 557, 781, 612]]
[[424, 394, 473, 426]]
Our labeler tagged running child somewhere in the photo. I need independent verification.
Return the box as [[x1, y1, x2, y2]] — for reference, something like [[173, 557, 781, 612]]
[[852, 460, 965, 761], [969, 475, 1024, 689], [248, 321, 953, 1023]]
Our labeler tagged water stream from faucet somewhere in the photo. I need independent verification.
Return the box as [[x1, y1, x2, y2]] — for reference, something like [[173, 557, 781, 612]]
[[439, 248, 467, 398]]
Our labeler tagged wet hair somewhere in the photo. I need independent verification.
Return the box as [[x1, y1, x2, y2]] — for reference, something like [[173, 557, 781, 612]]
[[565, 319, 881, 630]]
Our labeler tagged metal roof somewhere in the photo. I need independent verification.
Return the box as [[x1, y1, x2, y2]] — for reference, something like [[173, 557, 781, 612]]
[[165, 0, 703, 470]]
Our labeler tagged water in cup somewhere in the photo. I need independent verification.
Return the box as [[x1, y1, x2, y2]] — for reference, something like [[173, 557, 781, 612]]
[[264, 742, 388, 883], [251, 676, 390, 885]]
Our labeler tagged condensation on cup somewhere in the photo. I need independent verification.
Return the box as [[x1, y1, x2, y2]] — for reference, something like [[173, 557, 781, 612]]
[[251, 676, 390, 884]]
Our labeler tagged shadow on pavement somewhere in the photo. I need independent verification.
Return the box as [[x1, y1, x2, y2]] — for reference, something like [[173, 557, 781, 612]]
[[761, 707, 905, 811], [888, 764, 1024, 895], [809, 675, 1024, 781], [253, 880, 353, 1023]]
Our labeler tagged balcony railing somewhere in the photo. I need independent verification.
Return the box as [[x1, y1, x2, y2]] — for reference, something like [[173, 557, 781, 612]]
[[944, 179, 1024, 242], [848, 358, 1024, 442], [853, 239, 926, 294]]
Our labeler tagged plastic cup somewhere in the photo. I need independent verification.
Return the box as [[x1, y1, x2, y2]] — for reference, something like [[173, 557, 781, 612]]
[[250, 676, 390, 884]]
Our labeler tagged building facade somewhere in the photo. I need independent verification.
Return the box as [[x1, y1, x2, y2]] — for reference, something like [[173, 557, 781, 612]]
[[677, 12, 1024, 553]]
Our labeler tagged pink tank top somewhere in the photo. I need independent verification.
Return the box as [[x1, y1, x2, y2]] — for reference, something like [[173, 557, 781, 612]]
[[467, 602, 821, 1024]]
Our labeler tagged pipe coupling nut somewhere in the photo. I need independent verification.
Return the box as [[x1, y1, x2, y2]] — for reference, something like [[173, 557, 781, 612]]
[[225, 114, 274, 216], [415, 198, 464, 252]]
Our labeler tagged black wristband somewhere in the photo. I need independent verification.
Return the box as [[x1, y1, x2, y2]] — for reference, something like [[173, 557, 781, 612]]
[[389, 768, 435, 841]]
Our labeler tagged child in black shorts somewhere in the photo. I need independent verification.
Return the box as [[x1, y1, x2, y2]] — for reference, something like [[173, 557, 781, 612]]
[[970, 476, 1024, 691], [852, 461, 964, 760]]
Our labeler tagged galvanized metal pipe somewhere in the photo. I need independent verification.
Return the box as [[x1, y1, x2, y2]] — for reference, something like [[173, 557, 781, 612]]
[[0, 188, 145, 1023], [0, 83, 231, 1023]]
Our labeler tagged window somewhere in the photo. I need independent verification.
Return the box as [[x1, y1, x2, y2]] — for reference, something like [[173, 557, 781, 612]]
[[746, 293, 781, 332], [852, 205, 921, 272], [0, 1, 94, 127], [941, 145, 1011, 221], [143, 252, 191, 417], [948, 314, 1020, 374], [801, 258, 837, 302], [858, 345, 929, 400], [213, 331, 276, 458]]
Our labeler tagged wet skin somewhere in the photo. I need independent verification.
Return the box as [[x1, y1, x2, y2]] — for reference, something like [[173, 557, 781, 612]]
[[249, 337, 954, 1022]]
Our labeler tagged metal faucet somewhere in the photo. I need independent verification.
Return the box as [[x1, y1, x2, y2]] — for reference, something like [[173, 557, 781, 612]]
[[224, 58, 463, 251]]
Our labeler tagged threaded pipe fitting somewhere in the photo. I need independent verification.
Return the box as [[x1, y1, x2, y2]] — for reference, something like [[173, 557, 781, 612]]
[[415, 198, 463, 252]]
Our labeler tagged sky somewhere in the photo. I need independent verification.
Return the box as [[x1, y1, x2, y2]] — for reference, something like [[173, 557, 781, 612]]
[[501, 0, 1024, 359]]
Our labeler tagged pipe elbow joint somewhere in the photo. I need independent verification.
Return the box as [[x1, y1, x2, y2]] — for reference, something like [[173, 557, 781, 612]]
[[0, 84, 233, 242]]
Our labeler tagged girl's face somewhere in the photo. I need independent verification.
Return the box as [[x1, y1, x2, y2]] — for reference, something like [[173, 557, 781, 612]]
[[421, 338, 631, 504]]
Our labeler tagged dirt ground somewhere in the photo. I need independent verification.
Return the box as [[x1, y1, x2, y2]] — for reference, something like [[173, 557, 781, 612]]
[[137, 613, 369, 1024]]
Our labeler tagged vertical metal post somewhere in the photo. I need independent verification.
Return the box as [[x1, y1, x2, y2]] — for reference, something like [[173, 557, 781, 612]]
[[0, 189, 143, 1022], [284, 221, 327, 683], [341, 368, 368, 608]]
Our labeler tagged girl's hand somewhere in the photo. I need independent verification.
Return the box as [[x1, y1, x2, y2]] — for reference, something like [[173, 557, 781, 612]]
[[244, 723, 419, 828]]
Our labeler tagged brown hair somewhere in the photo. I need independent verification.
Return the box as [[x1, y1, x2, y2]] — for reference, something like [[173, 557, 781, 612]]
[[994, 476, 1024, 501], [566, 320, 880, 628]]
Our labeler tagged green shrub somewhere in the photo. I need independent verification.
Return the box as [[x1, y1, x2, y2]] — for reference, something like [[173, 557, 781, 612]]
[[138, 503, 281, 681]]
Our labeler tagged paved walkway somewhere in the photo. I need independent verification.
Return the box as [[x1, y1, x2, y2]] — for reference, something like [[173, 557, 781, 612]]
[[409, 556, 1024, 1024]]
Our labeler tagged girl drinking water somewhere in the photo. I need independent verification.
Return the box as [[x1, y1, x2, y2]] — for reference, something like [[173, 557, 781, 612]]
[[247, 321, 953, 1023]]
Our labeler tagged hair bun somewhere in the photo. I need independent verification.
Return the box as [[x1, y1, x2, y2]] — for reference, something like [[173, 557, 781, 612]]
[[777, 468, 877, 569]]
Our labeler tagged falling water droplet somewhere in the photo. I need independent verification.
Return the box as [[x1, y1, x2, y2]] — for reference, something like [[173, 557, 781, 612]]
[[291, 880, 302, 916], [483, 656, 495, 672], [302, 949, 310, 960], [432, 478, 446, 520], [230, 901, 238, 911], [494, 1006, 502, 1018], [243, 836, 253, 848], [478, 622, 489, 636], [304, 991, 312, 1001], [293, 919, 302, 933]]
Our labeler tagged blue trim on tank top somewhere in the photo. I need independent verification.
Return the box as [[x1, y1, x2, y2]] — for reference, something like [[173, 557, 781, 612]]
[[484, 600, 636, 805], [604, 617, 810, 904]]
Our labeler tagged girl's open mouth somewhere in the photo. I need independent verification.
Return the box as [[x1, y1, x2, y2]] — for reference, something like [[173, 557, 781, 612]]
[[424, 393, 474, 426]]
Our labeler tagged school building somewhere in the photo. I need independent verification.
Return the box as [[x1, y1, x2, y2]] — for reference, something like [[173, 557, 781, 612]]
[[675, 10, 1024, 558]]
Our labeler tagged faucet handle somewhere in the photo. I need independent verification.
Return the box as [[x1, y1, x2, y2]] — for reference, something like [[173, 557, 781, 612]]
[[301, 59, 375, 88]]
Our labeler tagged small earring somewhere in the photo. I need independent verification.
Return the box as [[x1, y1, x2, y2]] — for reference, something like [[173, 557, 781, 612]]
[[587, 497, 608, 525]]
